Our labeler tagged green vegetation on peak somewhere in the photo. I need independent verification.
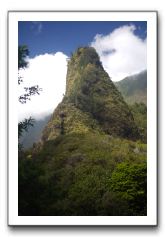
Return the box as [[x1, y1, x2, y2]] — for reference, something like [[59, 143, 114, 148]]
[[42, 101, 104, 142], [43, 46, 139, 141], [19, 46, 147, 217], [69, 47, 103, 68]]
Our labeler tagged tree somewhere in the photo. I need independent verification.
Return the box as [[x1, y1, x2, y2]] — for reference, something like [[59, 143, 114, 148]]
[[110, 162, 147, 215], [18, 45, 42, 140], [18, 45, 42, 104], [18, 45, 29, 70]]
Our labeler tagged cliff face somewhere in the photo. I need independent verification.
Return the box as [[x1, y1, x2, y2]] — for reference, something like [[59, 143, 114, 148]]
[[42, 47, 138, 142]]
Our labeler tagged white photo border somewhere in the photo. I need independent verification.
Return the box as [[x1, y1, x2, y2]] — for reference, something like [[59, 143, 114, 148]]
[[8, 11, 157, 226]]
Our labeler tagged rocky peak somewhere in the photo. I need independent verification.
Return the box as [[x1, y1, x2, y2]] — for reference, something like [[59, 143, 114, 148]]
[[42, 47, 139, 142]]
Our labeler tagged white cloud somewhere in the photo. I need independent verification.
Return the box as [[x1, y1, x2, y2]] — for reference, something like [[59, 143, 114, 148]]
[[18, 25, 146, 121], [91, 24, 147, 81], [18, 52, 68, 121]]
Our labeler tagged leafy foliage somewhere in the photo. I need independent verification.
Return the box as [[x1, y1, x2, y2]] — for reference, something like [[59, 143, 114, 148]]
[[19, 132, 146, 216], [18, 117, 35, 139], [19, 85, 42, 104], [19, 47, 147, 216], [18, 45, 42, 143], [18, 45, 42, 104], [18, 45, 29, 85], [110, 162, 147, 215], [18, 45, 29, 70]]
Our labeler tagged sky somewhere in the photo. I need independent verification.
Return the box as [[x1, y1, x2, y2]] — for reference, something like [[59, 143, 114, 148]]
[[18, 21, 147, 121]]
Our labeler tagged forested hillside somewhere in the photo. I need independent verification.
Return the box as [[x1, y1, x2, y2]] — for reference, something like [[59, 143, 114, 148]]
[[19, 47, 147, 216]]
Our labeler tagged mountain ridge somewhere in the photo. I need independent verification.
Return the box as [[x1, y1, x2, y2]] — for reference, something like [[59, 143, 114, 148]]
[[115, 70, 147, 104], [42, 47, 139, 142]]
